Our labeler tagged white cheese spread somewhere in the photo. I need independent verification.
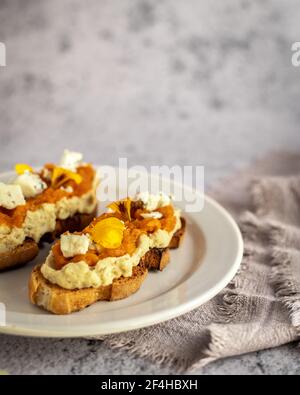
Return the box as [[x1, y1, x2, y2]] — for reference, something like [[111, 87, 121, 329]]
[[0, 151, 98, 254], [0, 188, 97, 254], [41, 210, 181, 290]]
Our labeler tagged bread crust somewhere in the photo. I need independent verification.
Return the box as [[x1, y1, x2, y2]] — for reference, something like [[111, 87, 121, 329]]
[[0, 239, 39, 272], [29, 218, 186, 315], [168, 217, 186, 249], [29, 263, 149, 315], [0, 207, 98, 272]]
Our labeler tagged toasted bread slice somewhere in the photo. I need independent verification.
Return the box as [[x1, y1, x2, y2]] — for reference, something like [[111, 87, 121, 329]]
[[0, 239, 39, 272], [29, 219, 185, 315], [29, 262, 149, 315], [0, 208, 98, 272]]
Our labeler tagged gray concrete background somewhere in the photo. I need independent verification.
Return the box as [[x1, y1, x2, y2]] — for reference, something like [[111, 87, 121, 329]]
[[0, 0, 299, 375]]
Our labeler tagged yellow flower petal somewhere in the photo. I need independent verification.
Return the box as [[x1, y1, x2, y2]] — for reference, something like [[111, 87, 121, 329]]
[[90, 217, 125, 249], [51, 167, 82, 188], [96, 228, 124, 249], [124, 198, 132, 221], [107, 198, 132, 220], [15, 164, 33, 175], [107, 202, 121, 214]]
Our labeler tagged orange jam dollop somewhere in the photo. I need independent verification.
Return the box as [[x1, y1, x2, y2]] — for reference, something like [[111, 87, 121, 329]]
[[0, 164, 96, 229]]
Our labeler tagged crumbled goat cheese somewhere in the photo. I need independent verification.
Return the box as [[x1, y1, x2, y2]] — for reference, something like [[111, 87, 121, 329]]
[[60, 233, 90, 258], [13, 173, 47, 199], [141, 211, 163, 219], [0, 183, 26, 209], [59, 149, 83, 172], [135, 192, 171, 211]]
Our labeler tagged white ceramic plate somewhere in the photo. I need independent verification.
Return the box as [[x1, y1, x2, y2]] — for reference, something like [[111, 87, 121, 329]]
[[0, 168, 243, 338]]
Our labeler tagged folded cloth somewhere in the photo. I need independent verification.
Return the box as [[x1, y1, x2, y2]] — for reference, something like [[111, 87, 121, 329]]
[[94, 152, 300, 371]]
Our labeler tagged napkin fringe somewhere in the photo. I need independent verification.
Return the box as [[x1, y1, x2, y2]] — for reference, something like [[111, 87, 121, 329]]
[[249, 179, 300, 333], [271, 248, 300, 331]]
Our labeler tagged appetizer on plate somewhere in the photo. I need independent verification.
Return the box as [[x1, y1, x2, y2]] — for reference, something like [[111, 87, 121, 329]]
[[0, 150, 98, 271], [29, 192, 185, 314]]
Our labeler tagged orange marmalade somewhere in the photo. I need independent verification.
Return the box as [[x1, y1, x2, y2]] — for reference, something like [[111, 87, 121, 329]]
[[0, 165, 96, 229], [52, 204, 177, 270]]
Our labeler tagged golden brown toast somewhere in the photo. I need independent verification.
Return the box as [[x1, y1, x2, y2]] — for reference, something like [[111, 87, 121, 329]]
[[29, 218, 185, 315], [0, 208, 98, 272], [29, 262, 149, 315], [0, 239, 39, 272]]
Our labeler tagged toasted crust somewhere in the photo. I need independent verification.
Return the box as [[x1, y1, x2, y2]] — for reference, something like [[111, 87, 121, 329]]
[[168, 217, 186, 249], [0, 239, 39, 272], [29, 218, 186, 315], [0, 207, 98, 272], [29, 263, 149, 315], [141, 248, 170, 271]]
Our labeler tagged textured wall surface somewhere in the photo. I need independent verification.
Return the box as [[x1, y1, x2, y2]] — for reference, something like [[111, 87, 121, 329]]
[[0, 0, 299, 374]]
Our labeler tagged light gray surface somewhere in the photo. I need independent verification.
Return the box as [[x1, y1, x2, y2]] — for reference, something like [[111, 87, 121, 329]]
[[0, 0, 299, 375]]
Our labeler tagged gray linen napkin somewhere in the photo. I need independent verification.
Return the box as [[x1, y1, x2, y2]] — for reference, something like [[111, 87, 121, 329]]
[[94, 152, 300, 371]]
